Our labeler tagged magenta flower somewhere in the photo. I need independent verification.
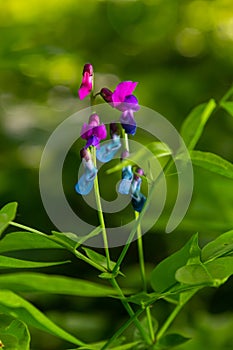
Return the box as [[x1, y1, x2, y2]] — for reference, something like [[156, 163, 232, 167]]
[[81, 114, 107, 148], [111, 81, 138, 110], [78, 63, 93, 100], [100, 81, 140, 135]]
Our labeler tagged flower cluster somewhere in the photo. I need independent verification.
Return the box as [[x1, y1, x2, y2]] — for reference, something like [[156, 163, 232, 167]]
[[75, 64, 146, 212]]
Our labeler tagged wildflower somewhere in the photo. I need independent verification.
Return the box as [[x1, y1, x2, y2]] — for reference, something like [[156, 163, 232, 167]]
[[131, 168, 146, 212], [78, 63, 93, 100], [100, 81, 139, 135], [118, 150, 133, 195], [75, 148, 97, 195], [81, 114, 107, 148], [96, 122, 121, 163]]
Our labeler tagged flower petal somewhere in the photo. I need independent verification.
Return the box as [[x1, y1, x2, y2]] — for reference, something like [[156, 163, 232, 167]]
[[112, 81, 138, 107], [94, 124, 107, 140], [96, 136, 121, 163], [131, 193, 146, 212]]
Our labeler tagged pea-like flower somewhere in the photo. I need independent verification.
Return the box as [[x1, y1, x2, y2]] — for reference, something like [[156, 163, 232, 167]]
[[75, 148, 97, 195], [81, 114, 107, 148], [96, 123, 121, 163], [100, 81, 140, 135], [131, 168, 146, 212], [78, 63, 93, 100], [118, 150, 133, 195]]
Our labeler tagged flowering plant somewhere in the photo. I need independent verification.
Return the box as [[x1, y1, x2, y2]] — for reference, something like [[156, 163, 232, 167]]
[[0, 64, 233, 350]]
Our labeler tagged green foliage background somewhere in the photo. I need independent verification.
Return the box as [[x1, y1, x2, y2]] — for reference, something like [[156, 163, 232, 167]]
[[0, 0, 233, 349]]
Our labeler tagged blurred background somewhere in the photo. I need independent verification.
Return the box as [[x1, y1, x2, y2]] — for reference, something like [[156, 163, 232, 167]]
[[0, 0, 233, 349]]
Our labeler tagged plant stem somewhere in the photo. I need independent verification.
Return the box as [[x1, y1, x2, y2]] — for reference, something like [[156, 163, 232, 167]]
[[9, 221, 46, 235], [135, 212, 147, 291], [91, 149, 150, 344], [156, 290, 196, 340], [111, 278, 151, 345], [135, 211, 155, 343], [91, 147, 111, 271], [156, 303, 184, 340], [101, 308, 144, 350]]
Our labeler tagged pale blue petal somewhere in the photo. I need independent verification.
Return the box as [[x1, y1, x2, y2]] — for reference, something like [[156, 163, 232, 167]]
[[96, 137, 121, 163]]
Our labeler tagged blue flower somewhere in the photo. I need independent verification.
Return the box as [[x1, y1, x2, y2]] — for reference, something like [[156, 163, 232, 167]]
[[130, 168, 146, 212], [75, 149, 97, 195], [96, 123, 121, 163]]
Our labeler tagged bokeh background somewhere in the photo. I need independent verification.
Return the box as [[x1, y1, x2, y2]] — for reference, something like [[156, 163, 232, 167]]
[[0, 0, 233, 349]]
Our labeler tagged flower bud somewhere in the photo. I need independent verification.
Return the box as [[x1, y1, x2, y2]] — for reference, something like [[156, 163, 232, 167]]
[[100, 87, 113, 103]]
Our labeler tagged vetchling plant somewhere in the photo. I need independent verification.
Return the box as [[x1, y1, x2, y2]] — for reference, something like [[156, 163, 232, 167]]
[[0, 64, 233, 350]]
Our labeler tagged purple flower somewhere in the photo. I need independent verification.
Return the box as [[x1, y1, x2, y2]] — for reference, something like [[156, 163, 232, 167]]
[[112, 81, 138, 110], [100, 81, 139, 111], [81, 114, 107, 148], [120, 109, 137, 135], [78, 64, 93, 100], [100, 81, 140, 135]]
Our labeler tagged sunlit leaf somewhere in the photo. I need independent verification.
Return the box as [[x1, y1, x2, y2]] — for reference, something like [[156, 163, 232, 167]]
[[0, 255, 69, 269], [0, 290, 85, 346], [190, 151, 233, 179], [180, 99, 216, 150], [0, 202, 18, 237], [201, 229, 233, 262], [0, 272, 125, 297], [0, 314, 30, 350]]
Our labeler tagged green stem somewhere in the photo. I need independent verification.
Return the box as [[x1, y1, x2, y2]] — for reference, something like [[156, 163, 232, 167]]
[[135, 210, 155, 343], [111, 278, 151, 345], [135, 212, 147, 291], [9, 221, 45, 235], [219, 84, 233, 104], [156, 290, 196, 340], [9, 221, 106, 273], [156, 303, 184, 340], [91, 147, 111, 271], [101, 308, 144, 350]]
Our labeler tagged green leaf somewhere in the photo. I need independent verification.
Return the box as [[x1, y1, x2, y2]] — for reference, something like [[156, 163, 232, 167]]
[[0, 272, 123, 297], [175, 257, 233, 286], [180, 99, 216, 150], [106, 141, 171, 174], [0, 202, 18, 237], [154, 333, 190, 349], [220, 101, 233, 117], [190, 151, 233, 179], [51, 231, 79, 250], [0, 231, 63, 253], [0, 255, 69, 269], [0, 290, 85, 346], [0, 314, 30, 350], [150, 234, 199, 293], [201, 230, 233, 262]]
